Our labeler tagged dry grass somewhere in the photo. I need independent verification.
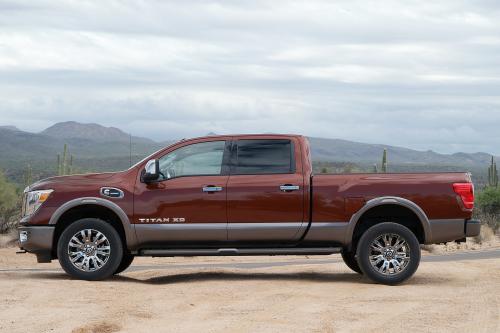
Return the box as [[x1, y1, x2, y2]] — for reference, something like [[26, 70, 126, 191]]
[[474, 224, 496, 244], [0, 230, 17, 248]]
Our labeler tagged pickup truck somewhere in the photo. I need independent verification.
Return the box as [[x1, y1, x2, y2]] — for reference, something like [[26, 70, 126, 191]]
[[18, 134, 480, 284]]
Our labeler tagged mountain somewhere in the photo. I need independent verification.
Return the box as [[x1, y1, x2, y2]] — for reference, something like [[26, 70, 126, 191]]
[[0, 125, 20, 131], [0, 121, 497, 185], [308, 137, 493, 167], [40, 121, 153, 143]]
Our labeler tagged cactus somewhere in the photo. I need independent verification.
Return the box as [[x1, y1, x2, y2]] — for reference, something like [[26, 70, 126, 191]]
[[381, 149, 388, 173], [62, 143, 67, 175], [57, 144, 74, 175], [488, 156, 498, 187], [372, 164, 378, 173], [57, 154, 61, 175], [23, 164, 33, 187]]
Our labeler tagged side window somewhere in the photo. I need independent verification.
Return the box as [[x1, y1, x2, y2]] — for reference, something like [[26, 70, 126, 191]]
[[233, 139, 294, 175], [158, 141, 226, 179]]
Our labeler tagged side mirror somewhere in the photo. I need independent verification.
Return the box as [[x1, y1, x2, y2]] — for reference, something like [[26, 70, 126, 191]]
[[142, 159, 160, 183]]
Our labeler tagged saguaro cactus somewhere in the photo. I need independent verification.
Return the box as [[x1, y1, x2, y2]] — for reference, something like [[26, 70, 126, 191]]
[[372, 164, 378, 173], [488, 156, 498, 187], [381, 149, 388, 173], [57, 144, 73, 176], [23, 164, 33, 187]]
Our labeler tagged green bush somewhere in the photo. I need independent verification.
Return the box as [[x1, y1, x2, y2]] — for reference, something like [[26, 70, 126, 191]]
[[0, 171, 20, 233], [476, 187, 500, 215]]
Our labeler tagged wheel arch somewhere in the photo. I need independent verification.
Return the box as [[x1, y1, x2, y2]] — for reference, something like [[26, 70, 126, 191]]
[[345, 197, 431, 248], [49, 197, 137, 256]]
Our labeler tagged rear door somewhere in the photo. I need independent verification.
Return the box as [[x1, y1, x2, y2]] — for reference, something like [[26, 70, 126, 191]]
[[226, 138, 306, 241]]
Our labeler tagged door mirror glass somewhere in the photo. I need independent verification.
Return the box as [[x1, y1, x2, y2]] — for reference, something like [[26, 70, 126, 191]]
[[142, 159, 160, 183]]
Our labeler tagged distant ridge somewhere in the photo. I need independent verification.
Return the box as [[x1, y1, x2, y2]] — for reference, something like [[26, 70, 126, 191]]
[[0, 121, 497, 184], [40, 121, 153, 143]]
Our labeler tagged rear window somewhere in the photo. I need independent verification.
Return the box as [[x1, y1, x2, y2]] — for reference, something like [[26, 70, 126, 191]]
[[233, 139, 294, 174]]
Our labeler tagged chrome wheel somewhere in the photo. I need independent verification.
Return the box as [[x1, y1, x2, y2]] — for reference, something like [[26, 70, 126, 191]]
[[67, 229, 111, 272], [369, 233, 410, 276]]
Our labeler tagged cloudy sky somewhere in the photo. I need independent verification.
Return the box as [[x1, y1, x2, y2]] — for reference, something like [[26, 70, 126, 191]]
[[1, 0, 500, 154]]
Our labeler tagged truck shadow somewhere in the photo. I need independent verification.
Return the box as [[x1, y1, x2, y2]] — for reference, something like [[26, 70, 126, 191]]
[[25, 270, 451, 286], [114, 271, 366, 284]]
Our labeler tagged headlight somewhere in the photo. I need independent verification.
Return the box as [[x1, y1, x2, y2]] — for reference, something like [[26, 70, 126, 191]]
[[24, 189, 53, 217]]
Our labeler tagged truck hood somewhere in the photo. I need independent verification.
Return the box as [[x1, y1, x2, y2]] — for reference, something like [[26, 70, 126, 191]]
[[29, 171, 126, 191]]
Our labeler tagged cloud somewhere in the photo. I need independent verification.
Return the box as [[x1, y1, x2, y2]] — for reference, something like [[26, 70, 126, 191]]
[[0, 0, 499, 154]]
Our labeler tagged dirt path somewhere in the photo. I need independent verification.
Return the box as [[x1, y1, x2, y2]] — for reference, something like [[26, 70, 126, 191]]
[[0, 248, 499, 333]]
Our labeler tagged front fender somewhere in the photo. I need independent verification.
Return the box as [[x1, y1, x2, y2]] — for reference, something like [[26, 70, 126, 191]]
[[48, 197, 138, 249]]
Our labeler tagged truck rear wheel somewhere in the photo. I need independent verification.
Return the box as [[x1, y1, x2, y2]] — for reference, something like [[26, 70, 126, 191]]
[[356, 222, 420, 285], [341, 250, 362, 274], [57, 218, 123, 281]]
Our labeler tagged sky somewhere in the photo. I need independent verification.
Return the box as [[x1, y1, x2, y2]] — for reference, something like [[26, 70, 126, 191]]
[[0, 0, 500, 154]]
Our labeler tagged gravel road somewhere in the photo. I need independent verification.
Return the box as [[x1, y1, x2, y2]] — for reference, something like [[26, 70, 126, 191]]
[[0, 248, 498, 333]]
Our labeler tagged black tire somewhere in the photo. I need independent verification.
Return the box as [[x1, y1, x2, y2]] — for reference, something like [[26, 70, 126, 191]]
[[114, 251, 135, 275], [356, 222, 420, 285], [341, 250, 362, 274], [57, 218, 123, 281]]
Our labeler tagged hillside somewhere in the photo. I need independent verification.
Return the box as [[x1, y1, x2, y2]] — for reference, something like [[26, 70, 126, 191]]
[[308, 137, 493, 167], [0, 121, 497, 185]]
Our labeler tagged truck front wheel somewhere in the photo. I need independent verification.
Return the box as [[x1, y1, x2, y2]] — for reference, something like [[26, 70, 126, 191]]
[[341, 250, 362, 274], [57, 218, 123, 280], [356, 222, 420, 285]]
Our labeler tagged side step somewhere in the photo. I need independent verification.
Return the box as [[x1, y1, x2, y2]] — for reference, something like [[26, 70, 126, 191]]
[[139, 247, 342, 257]]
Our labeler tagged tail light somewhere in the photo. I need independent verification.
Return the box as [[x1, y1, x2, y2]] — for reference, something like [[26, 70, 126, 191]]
[[453, 183, 474, 210]]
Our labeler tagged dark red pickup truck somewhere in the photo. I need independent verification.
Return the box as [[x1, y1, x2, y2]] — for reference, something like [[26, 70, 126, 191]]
[[18, 134, 480, 284]]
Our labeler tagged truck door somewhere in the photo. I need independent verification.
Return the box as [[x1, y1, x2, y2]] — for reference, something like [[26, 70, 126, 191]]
[[134, 140, 230, 244], [226, 138, 306, 241]]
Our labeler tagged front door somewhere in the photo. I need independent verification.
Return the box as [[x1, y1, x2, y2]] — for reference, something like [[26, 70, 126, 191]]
[[134, 140, 230, 244], [226, 138, 306, 241]]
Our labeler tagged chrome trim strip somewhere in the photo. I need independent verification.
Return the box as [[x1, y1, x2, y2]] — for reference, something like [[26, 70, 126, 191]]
[[135, 223, 227, 242], [303, 222, 348, 243], [100, 187, 125, 199], [227, 222, 305, 241]]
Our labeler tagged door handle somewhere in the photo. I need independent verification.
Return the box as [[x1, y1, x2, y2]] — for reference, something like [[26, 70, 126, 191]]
[[202, 186, 223, 193], [280, 184, 300, 192]]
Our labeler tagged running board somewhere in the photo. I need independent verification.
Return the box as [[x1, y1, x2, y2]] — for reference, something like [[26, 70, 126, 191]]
[[139, 247, 342, 257]]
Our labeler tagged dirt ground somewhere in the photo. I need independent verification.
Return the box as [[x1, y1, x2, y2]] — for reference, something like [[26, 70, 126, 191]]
[[0, 247, 499, 333]]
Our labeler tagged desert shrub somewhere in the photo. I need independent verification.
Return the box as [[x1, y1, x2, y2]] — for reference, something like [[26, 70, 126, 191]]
[[473, 225, 495, 244], [475, 187, 500, 233], [0, 171, 20, 233], [476, 187, 500, 215]]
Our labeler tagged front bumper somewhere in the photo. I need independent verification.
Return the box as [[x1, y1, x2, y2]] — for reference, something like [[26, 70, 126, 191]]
[[17, 225, 55, 263]]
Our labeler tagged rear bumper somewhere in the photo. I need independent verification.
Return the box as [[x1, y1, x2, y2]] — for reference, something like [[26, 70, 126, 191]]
[[17, 225, 54, 263], [465, 219, 481, 237], [427, 219, 481, 244]]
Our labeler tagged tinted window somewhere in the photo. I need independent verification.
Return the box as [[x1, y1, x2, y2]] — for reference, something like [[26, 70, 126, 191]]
[[158, 141, 225, 179], [233, 139, 293, 174]]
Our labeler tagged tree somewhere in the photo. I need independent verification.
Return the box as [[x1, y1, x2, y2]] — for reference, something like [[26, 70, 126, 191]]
[[0, 170, 20, 233]]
